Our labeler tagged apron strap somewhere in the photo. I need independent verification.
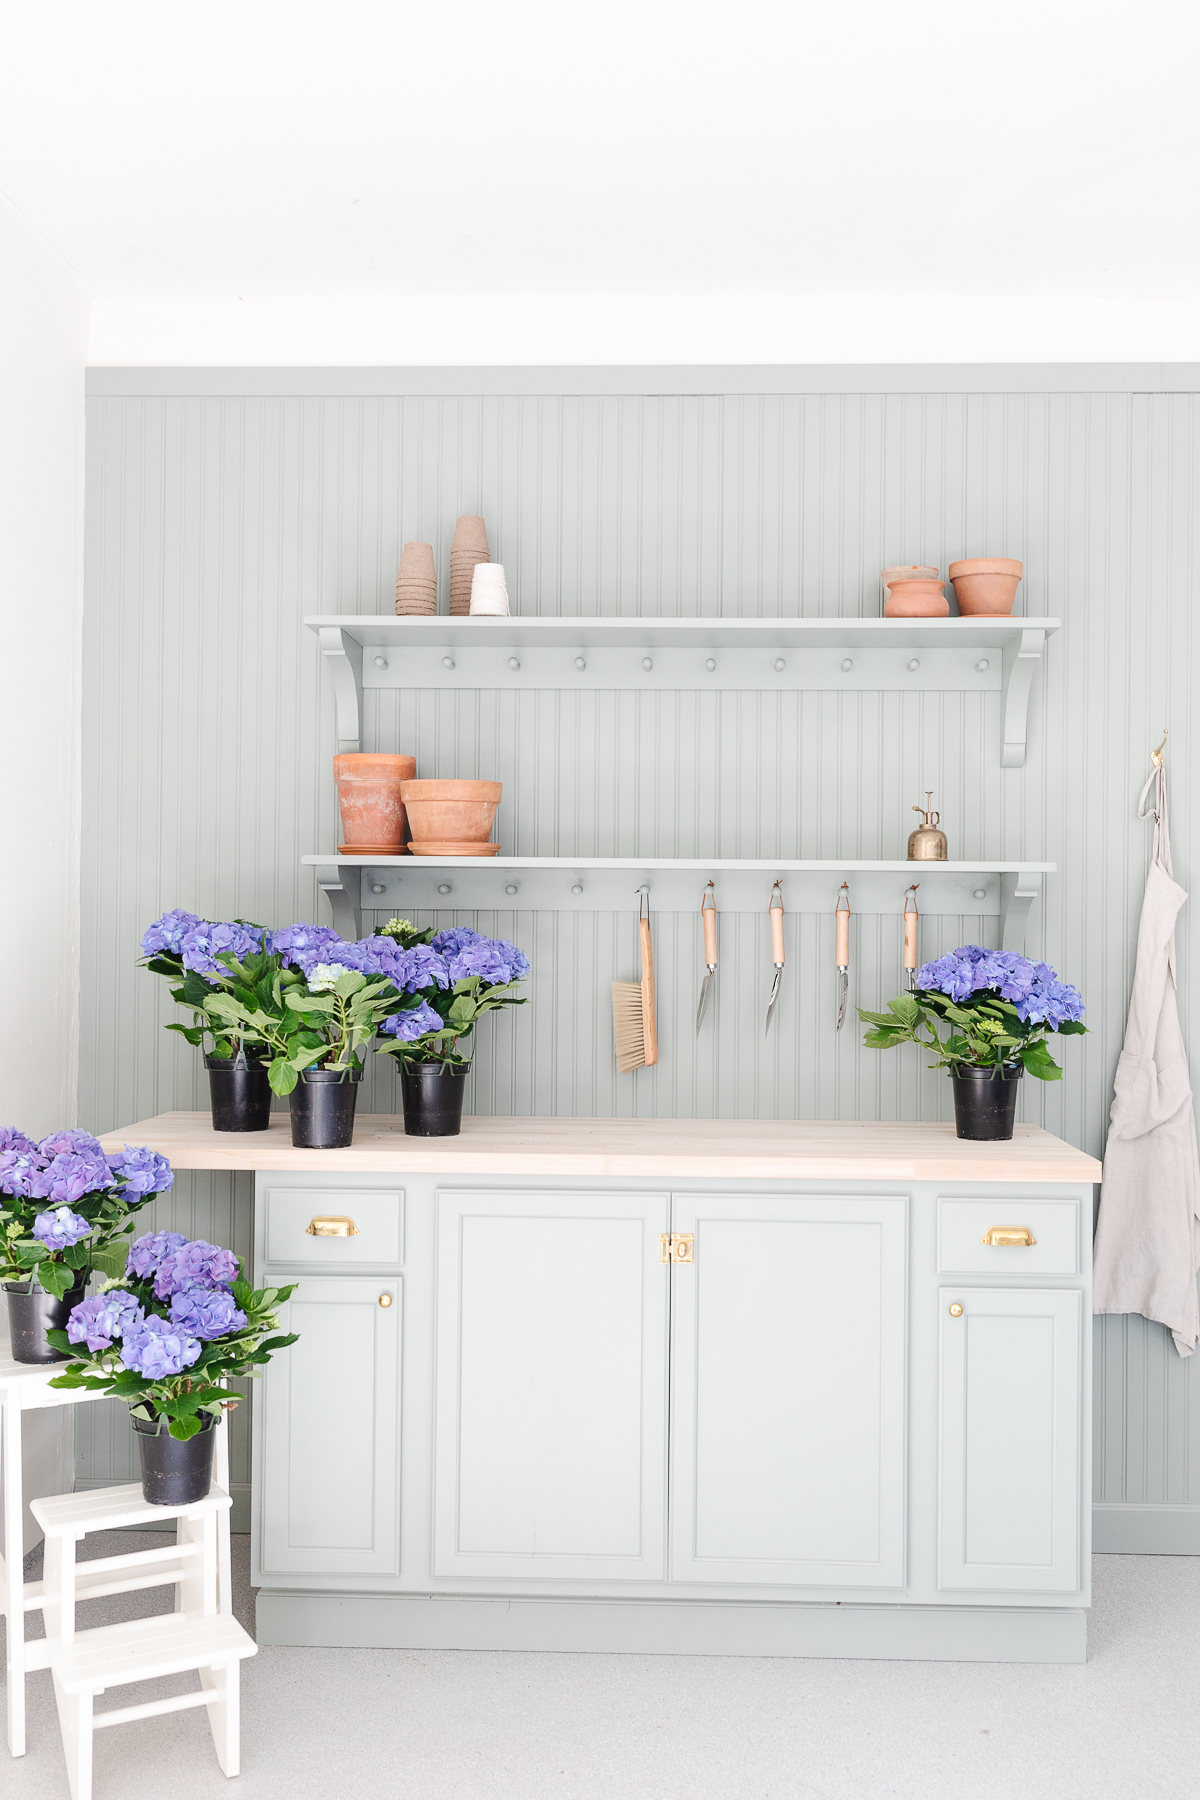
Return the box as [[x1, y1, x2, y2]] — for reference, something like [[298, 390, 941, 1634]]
[[1138, 763, 1173, 876]]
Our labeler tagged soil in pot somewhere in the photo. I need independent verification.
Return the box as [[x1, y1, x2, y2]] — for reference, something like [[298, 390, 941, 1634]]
[[205, 1054, 272, 1132], [5, 1275, 88, 1364], [333, 753, 416, 851], [948, 558, 1023, 616], [400, 1063, 468, 1136], [290, 1065, 363, 1148], [132, 1408, 217, 1505], [401, 779, 502, 847], [951, 1064, 1023, 1141]]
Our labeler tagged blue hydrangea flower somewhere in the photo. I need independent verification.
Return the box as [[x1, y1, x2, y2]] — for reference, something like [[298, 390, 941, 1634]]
[[0, 1127, 37, 1155], [153, 1238, 240, 1300], [67, 1290, 143, 1352], [179, 921, 265, 981], [125, 1230, 188, 1281], [106, 1145, 174, 1196], [447, 937, 528, 986], [33, 1206, 93, 1251], [37, 1151, 115, 1206], [377, 942, 451, 993], [36, 1129, 103, 1159], [0, 1149, 49, 1197], [170, 1287, 247, 1340], [431, 927, 482, 956], [381, 1000, 445, 1042], [916, 946, 1084, 1029], [270, 922, 343, 968], [120, 1314, 203, 1379], [141, 909, 203, 957]]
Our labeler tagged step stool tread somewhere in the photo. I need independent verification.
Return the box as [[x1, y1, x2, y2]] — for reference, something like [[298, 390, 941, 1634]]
[[32, 1481, 231, 1535], [51, 1612, 257, 1692]]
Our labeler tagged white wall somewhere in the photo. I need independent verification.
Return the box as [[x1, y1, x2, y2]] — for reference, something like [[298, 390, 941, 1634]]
[[0, 199, 88, 1131], [88, 293, 1200, 368]]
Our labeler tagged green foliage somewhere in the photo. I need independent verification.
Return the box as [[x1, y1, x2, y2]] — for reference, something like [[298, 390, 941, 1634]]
[[859, 987, 1087, 1079]]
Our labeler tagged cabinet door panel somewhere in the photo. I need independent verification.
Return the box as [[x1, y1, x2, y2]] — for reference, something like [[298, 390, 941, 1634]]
[[435, 1190, 669, 1580], [671, 1195, 907, 1588], [939, 1287, 1081, 1592], [257, 1278, 400, 1576]]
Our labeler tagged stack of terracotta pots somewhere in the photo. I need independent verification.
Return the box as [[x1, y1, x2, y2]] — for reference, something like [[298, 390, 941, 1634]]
[[334, 754, 416, 854], [395, 542, 437, 616], [401, 779, 502, 856], [449, 516, 489, 617]]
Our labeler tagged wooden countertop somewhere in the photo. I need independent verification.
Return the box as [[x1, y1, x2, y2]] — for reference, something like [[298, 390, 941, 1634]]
[[99, 1113, 1102, 1184]]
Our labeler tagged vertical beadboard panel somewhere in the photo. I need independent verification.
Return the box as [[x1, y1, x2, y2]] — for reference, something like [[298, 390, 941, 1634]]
[[80, 379, 1199, 1517]]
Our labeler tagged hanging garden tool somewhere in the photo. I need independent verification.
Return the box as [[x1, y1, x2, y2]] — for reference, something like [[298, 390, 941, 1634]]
[[612, 888, 659, 1072], [696, 881, 718, 1036], [764, 881, 785, 1035], [903, 884, 920, 991], [835, 883, 851, 1030]]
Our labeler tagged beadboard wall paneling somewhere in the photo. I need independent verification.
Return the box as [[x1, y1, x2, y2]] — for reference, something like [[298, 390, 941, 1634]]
[[80, 379, 1199, 1530]]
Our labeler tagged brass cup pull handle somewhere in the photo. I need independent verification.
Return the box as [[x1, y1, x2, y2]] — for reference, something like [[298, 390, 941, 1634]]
[[981, 1226, 1037, 1248], [306, 1216, 360, 1238]]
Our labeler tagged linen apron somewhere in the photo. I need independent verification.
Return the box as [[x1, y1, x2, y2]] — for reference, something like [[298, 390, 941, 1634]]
[[1093, 761, 1200, 1354]]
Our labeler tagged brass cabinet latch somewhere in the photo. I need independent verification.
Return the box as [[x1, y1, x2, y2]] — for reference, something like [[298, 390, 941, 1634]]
[[980, 1225, 1036, 1247], [660, 1233, 694, 1264]]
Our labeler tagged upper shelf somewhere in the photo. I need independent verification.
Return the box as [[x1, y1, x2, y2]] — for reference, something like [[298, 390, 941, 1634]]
[[307, 614, 1060, 768]]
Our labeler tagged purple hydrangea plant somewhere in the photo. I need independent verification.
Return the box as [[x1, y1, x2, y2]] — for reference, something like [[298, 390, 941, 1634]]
[[140, 909, 203, 957], [33, 1207, 93, 1251], [914, 946, 1085, 1026]]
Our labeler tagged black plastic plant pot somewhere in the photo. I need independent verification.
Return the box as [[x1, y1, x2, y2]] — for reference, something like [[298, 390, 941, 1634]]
[[4, 1276, 88, 1365], [289, 1065, 363, 1148], [400, 1063, 468, 1137], [950, 1064, 1023, 1141], [132, 1408, 217, 1505], [205, 1054, 273, 1132]]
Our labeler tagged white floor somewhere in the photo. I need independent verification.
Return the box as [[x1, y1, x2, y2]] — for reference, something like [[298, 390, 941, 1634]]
[[5, 1538, 1199, 1800]]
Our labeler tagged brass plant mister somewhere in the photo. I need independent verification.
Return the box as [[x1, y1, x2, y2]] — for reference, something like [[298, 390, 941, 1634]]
[[907, 792, 948, 861]]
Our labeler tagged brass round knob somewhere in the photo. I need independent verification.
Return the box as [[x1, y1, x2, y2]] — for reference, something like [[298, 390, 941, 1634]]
[[948, 1302, 964, 1318], [378, 1293, 393, 1308]]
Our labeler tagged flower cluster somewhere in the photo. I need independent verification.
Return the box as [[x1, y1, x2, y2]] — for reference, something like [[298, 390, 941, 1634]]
[[141, 912, 268, 983], [915, 946, 1085, 1028], [382, 999, 443, 1041], [0, 1133, 174, 1294], [33, 1206, 93, 1251], [376, 925, 529, 1067]]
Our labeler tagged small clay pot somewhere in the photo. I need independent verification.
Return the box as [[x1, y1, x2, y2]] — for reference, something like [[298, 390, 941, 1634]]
[[948, 558, 1023, 616], [401, 779, 501, 845], [884, 579, 948, 618], [334, 753, 416, 850]]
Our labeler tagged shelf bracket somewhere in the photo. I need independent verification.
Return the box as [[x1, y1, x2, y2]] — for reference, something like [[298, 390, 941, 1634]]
[[1000, 628, 1046, 769], [317, 626, 363, 754], [313, 860, 363, 941], [999, 870, 1041, 953]]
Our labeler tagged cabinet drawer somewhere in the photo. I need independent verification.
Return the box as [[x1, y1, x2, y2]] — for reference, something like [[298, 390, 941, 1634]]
[[263, 1187, 403, 1267], [937, 1197, 1079, 1276]]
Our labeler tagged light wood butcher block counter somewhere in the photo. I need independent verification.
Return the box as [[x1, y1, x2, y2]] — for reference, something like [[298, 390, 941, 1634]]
[[98, 1110, 1101, 1666], [100, 1111, 1101, 1184]]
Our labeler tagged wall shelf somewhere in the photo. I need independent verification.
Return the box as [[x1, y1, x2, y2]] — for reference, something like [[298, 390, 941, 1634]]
[[303, 855, 1053, 951], [307, 615, 1059, 769]]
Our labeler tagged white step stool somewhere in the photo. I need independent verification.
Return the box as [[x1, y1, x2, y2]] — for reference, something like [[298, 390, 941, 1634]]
[[32, 1479, 256, 1800], [1, 1351, 240, 1761]]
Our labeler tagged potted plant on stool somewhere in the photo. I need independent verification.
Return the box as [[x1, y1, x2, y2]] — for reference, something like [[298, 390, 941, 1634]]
[[0, 1130, 175, 1363], [48, 1231, 298, 1504], [859, 946, 1086, 1140], [373, 921, 530, 1135]]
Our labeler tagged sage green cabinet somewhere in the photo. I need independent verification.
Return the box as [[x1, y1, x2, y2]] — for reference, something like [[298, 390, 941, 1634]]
[[256, 1276, 401, 1578]]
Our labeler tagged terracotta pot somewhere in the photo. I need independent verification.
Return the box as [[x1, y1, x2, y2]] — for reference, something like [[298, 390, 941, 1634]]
[[884, 579, 948, 618], [948, 558, 1023, 616], [880, 564, 939, 595], [334, 753, 416, 849], [401, 779, 501, 845]]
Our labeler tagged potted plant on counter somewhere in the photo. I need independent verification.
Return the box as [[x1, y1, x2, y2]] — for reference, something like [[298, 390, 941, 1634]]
[[373, 920, 530, 1136], [859, 946, 1086, 1140], [204, 925, 404, 1148], [141, 911, 278, 1132], [48, 1231, 298, 1504], [0, 1130, 174, 1363]]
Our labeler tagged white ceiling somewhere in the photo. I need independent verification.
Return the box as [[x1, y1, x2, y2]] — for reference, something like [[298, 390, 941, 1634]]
[[1, 0, 1198, 303]]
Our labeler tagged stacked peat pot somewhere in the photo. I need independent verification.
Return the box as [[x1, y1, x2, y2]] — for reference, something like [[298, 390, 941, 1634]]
[[395, 540, 437, 615], [449, 515, 490, 616]]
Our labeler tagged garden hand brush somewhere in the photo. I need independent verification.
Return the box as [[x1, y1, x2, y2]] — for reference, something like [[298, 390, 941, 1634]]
[[613, 889, 658, 1072]]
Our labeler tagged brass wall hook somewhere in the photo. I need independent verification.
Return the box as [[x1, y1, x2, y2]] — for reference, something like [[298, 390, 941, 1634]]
[[1152, 728, 1169, 770]]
